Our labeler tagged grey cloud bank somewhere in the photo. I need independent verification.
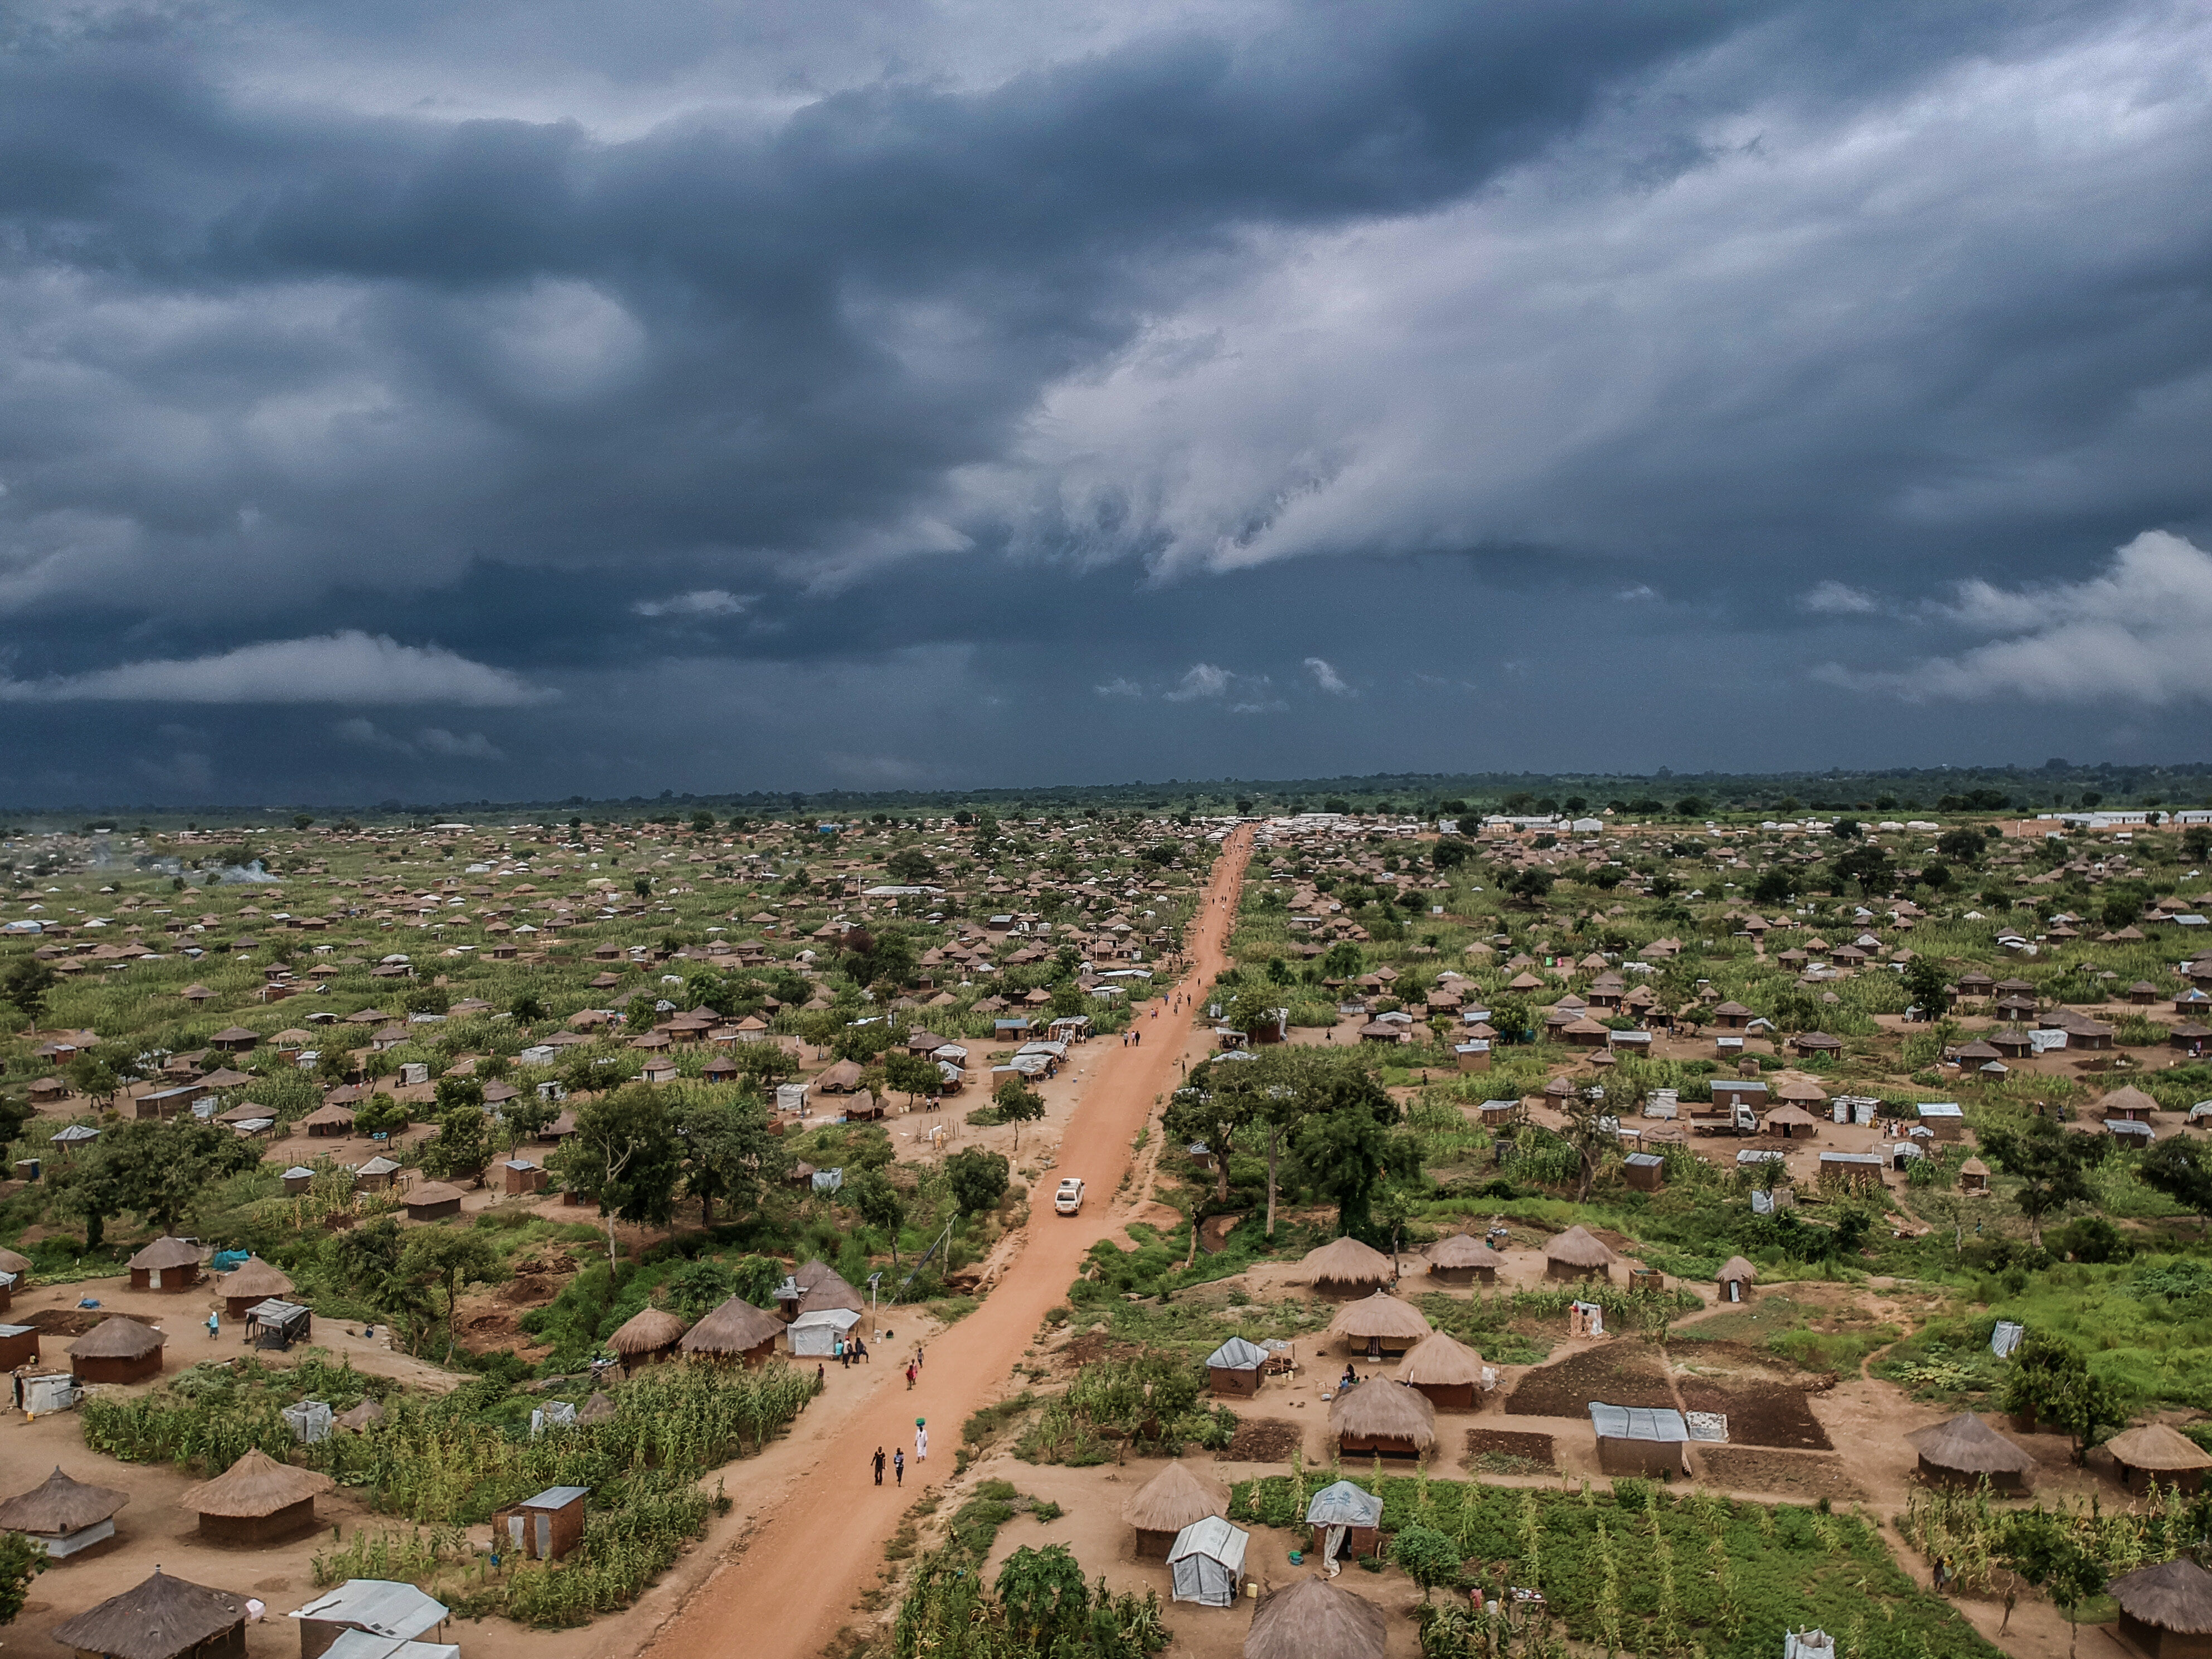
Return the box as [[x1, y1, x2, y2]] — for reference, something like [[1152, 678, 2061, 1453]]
[[1, 0, 2209, 803]]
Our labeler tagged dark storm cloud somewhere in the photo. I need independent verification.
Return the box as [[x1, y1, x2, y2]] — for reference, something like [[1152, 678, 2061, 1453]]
[[1, 0, 2209, 803]]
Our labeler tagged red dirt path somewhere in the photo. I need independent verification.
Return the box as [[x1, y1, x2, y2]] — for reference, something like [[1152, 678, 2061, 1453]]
[[637, 827, 1254, 1659]]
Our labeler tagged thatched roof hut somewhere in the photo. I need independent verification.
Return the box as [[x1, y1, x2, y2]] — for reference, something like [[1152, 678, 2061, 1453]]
[[217, 1257, 294, 1321], [1398, 1330, 1485, 1410], [576, 1390, 618, 1425], [2109, 1556, 2212, 1658], [1329, 1380, 1436, 1459], [2106, 1424, 2212, 1496], [177, 1446, 334, 1544], [0, 1466, 128, 1558], [70, 1316, 165, 1385], [680, 1296, 783, 1365], [1716, 1256, 1757, 1303], [780, 1258, 865, 1318], [1909, 1413, 2035, 1492], [127, 1236, 201, 1293], [1123, 1460, 1230, 1559], [50, 1568, 248, 1659], [610, 1307, 689, 1372], [2101, 1084, 2162, 1122], [0, 1246, 32, 1282], [1424, 1233, 1504, 1285], [1245, 1575, 1387, 1659], [333, 1399, 385, 1433], [402, 1180, 467, 1221], [1299, 1235, 1394, 1296], [1327, 1292, 1432, 1359], [1543, 1225, 1616, 1282]]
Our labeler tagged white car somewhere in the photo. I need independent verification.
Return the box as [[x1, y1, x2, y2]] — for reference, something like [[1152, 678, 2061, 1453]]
[[1054, 1177, 1085, 1216]]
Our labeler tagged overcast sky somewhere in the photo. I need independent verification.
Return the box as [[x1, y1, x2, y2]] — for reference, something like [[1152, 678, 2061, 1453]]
[[3, 0, 2210, 805]]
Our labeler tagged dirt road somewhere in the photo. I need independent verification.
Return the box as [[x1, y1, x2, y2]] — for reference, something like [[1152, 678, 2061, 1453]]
[[639, 827, 1253, 1659]]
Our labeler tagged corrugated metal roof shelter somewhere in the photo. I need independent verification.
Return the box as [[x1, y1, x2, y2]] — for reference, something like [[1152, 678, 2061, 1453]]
[[1589, 1403, 1689, 1477], [290, 1581, 449, 1659], [1206, 1336, 1267, 1397], [1168, 1516, 1249, 1607]]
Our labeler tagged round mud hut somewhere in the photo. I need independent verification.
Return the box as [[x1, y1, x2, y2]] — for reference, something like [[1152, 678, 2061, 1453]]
[[50, 1568, 249, 1659], [0, 1246, 32, 1288], [1398, 1330, 1485, 1411], [1245, 1575, 1387, 1659], [1424, 1233, 1503, 1287], [0, 1466, 129, 1559], [1123, 1459, 1230, 1560], [611, 1307, 690, 1374], [127, 1236, 202, 1293], [1328, 1291, 1431, 1361], [2108, 1556, 2212, 1659], [217, 1257, 294, 1322], [1910, 1413, 2036, 1493], [1299, 1236, 1395, 1298], [69, 1316, 166, 1385], [1328, 1379, 1437, 1461], [1205, 1336, 1267, 1398], [1716, 1257, 1757, 1304], [678, 1296, 783, 1365], [2104, 1424, 2212, 1497], [1542, 1225, 1616, 1284], [178, 1447, 334, 1545]]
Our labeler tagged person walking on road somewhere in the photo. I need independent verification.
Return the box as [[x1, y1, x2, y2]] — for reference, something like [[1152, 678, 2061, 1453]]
[[893, 1449, 905, 1487], [206, 1311, 220, 1340], [915, 1420, 928, 1462], [872, 1447, 886, 1486], [905, 1361, 917, 1389]]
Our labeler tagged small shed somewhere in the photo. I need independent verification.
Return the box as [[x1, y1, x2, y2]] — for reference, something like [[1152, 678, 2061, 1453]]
[[500, 1158, 548, 1196], [1303, 1479, 1385, 1563], [1622, 1151, 1666, 1191], [1910, 1412, 2035, 1492], [1328, 1379, 1436, 1460], [1299, 1235, 1395, 1298], [0, 1465, 129, 1559], [1205, 1336, 1267, 1398], [127, 1236, 202, 1293], [280, 1166, 317, 1196], [1716, 1257, 1757, 1304], [50, 1568, 248, 1659], [178, 1446, 334, 1544], [787, 1308, 863, 1356], [1245, 1574, 1387, 1659], [1590, 1403, 1689, 1477], [355, 1156, 401, 1192], [1817, 1151, 1886, 1194], [1399, 1329, 1485, 1410], [1168, 1516, 1249, 1608], [248, 1300, 313, 1352], [679, 1296, 783, 1365], [1125, 1460, 1230, 1560], [1915, 1102, 1966, 1142], [1958, 1157, 1989, 1194], [1328, 1291, 1431, 1360], [281, 1398, 333, 1444], [2107, 1555, 2212, 1659], [497, 1485, 588, 1561], [291, 1580, 450, 1659], [0, 1321, 37, 1370], [219, 1257, 295, 1321], [610, 1307, 688, 1373], [2104, 1424, 2212, 1496], [69, 1316, 166, 1385], [1544, 1225, 1616, 1283]]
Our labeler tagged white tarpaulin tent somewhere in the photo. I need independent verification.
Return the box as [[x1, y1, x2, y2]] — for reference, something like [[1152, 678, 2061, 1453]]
[[788, 1308, 864, 1356], [1167, 1516, 1248, 1607]]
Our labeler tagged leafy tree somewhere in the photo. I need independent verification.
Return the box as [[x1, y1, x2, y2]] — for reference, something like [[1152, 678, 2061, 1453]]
[[1432, 837, 1474, 872], [510, 991, 546, 1023], [1903, 956, 1952, 1020], [0, 959, 56, 1030], [1487, 996, 1532, 1044], [992, 1076, 1046, 1153], [1919, 860, 1952, 891], [331, 1216, 413, 1317], [354, 1092, 411, 1138], [2136, 1136, 2212, 1228], [433, 1075, 485, 1115], [1999, 1511, 2105, 1658], [885, 847, 937, 884], [419, 1106, 492, 1181], [1751, 868, 1797, 906], [851, 1170, 906, 1260], [734, 1041, 799, 1086], [1980, 1116, 2107, 1244], [995, 1545, 1090, 1650], [1937, 826, 1990, 865], [398, 1226, 503, 1361], [884, 1049, 940, 1108], [59, 1117, 261, 1239], [2184, 824, 2212, 865], [665, 1257, 736, 1318], [945, 1147, 1011, 1216], [558, 1085, 684, 1264], [1390, 1525, 1462, 1602], [1165, 1068, 1254, 1206], [0, 1526, 48, 1622], [672, 1092, 782, 1228], [1291, 1060, 1420, 1244], [64, 1052, 122, 1106], [1831, 842, 1894, 895], [1674, 797, 1708, 817], [1320, 941, 1365, 980], [1503, 868, 1554, 906]]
